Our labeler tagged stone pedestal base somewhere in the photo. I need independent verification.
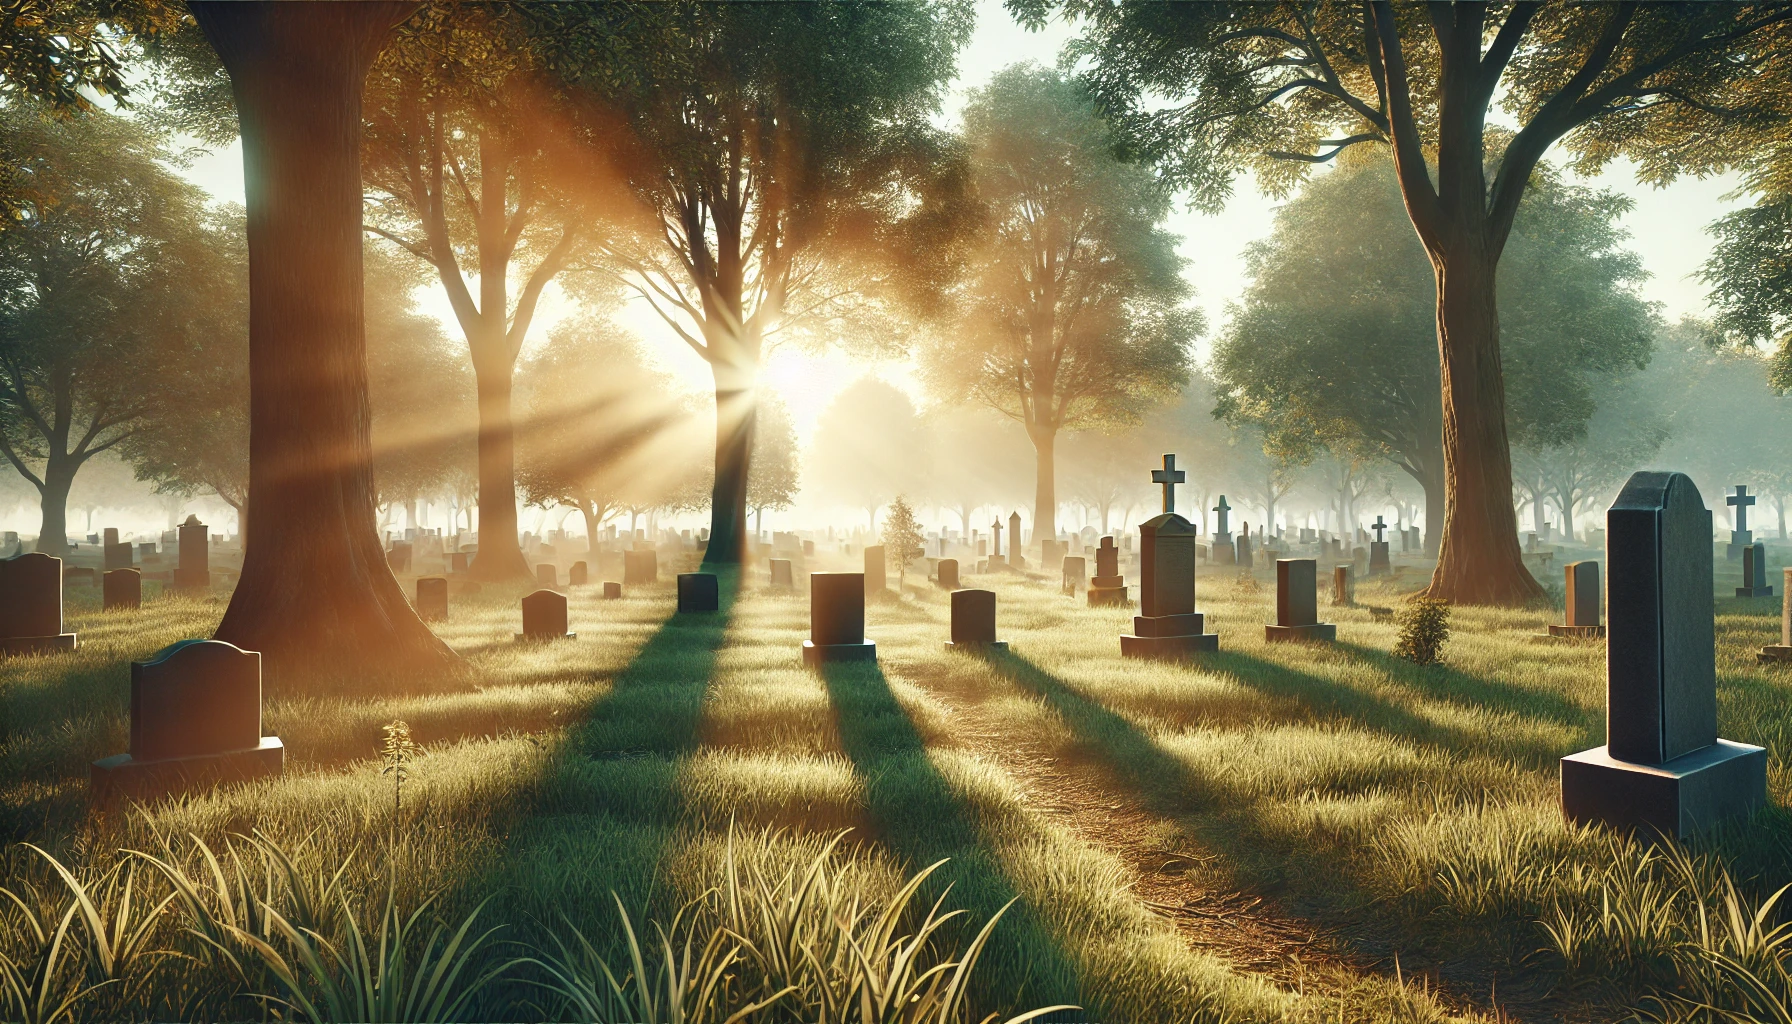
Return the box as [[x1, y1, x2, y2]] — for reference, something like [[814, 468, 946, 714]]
[[91, 737, 284, 803], [1265, 622, 1336, 643], [1548, 624, 1606, 638], [1561, 739, 1766, 840], [945, 640, 1007, 652], [1735, 586, 1775, 598], [515, 632, 576, 641], [1087, 586, 1129, 607], [1121, 632, 1218, 659], [0, 633, 77, 655], [1758, 644, 1792, 664], [802, 640, 876, 666]]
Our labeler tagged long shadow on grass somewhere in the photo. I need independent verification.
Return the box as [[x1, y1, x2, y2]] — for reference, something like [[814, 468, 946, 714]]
[[1332, 641, 1596, 736], [820, 659, 1082, 1011]]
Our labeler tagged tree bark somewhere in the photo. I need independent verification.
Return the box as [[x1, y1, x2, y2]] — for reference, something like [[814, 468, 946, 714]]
[[1030, 428, 1056, 543], [35, 458, 74, 556], [468, 356, 530, 580], [702, 358, 754, 565], [192, 1, 453, 674]]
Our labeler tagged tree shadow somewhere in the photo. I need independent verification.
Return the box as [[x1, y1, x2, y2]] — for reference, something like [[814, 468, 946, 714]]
[[820, 659, 1082, 1011], [1333, 641, 1596, 733]]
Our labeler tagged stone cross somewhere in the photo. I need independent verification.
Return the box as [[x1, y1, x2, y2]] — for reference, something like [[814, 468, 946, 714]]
[[1371, 516, 1388, 543], [1213, 496, 1231, 537], [1151, 454, 1185, 514], [991, 518, 1003, 558], [1728, 485, 1755, 533]]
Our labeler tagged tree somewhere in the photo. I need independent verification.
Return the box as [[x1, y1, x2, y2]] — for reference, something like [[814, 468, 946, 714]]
[[361, 4, 580, 582], [811, 377, 928, 534], [921, 64, 1197, 543], [923, 405, 1034, 538], [515, 314, 699, 555], [748, 395, 798, 537], [187, 1, 451, 672], [1703, 196, 1792, 393], [1211, 151, 1655, 555], [0, 104, 230, 554], [530, 0, 974, 564], [882, 495, 925, 589], [1026, 0, 1792, 604]]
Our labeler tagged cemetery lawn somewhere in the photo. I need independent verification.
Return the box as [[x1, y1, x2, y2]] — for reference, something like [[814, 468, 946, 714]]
[[3, 561, 1790, 1023]]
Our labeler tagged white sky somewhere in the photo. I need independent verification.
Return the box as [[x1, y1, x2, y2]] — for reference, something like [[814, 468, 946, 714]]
[[173, 0, 1750, 447]]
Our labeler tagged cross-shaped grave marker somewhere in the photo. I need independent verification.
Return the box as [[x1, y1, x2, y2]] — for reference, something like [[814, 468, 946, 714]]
[[1151, 454, 1186, 515], [1213, 495, 1231, 536], [1372, 516, 1388, 543], [1729, 485, 1755, 533], [990, 518, 1003, 558]]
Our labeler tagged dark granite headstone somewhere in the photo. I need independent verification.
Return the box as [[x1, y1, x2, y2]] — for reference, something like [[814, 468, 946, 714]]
[[1561, 471, 1765, 838], [91, 640, 282, 801], [947, 589, 1005, 649], [1267, 559, 1334, 642], [1738, 542, 1773, 597], [936, 558, 959, 590], [0, 553, 76, 653], [603, 581, 622, 599], [1549, 561, 1604, 637], [569, 561, 588, 586], [863, 546, 886, 595], [769, 558, 794, 589], [803, 572, 875, 665], [104, 528, 134, 571], [103, 568, 142, 612], [175, 515, 210, 590], [623, 549, 657, 584], [517, 590, 574, 640], [1122, 511, 1214, 658], [416, 577, 448, 622], [678, 572, 719, 612]]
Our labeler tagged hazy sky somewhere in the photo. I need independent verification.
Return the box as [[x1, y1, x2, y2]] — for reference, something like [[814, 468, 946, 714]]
[[174, 0, 1753, 445]]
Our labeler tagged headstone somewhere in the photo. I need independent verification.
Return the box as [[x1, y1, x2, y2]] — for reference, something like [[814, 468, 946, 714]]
[[1236, 523, 1253, 569], [568, 561, 588, 586], [1333, 564, 1354, 606], [416, 577, 448, 622], [138, 542, 157, 561], [946, 589, 1006, 650], [388, 541, 413, 573], [175, 515, 210, 590], [802, 572, 876, 665], [537, 563, 558, 589], [90, 640, 283, 801], [1266, 559, 1334, 642], [1561, 471, 1765, 838], [1040, 539, 1065, 571], [104, 528, 133, 571], [516, 590, 574, 640], [1726, 485, 1755, 560], [1737, 542, 1774, 597], [1087, 536, 1128, 606], [1122, 455, 1216, 658], [1008, 512, 1026, 568], [1368, 517, 1391, 575], [0, 553, 76, 653], [803, 539, 815, 557], [1549, 561, 1604, 638], [602, 581, 622, 599], [936, 558, 959, 590], [863, 545, 886, 595], [1352, 546, 1368, 571], [449, 551, 470, 573], [1526, 532, 1538, 553], [1062, 555, 1086, 596], [678, 572, 720, 612], [769, 558, 795, 589], [623, 549, 657, 584], [103, 568, 142, 612], [988, 518, 1004, 567], [1760, 569, 1792, 664]]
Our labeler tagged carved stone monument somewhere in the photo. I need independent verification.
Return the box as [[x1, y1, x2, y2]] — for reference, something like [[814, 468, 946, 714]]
[[1266, 559, 1334, 642], [1121, 455, 1217, 658]]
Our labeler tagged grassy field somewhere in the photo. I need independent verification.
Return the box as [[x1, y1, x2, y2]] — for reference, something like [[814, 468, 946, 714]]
[[2, 552, 1789, 1022]]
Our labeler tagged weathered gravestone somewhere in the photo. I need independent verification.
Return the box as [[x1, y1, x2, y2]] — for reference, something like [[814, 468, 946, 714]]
[[104, 528, 133, 571], [103, 568, 142, 612], [174, 515, 210, 590], [416, 577, 448, 622], [1560, 471, 1766, 838], [1236, 523, 1253, 569], [90, 640, 283, 801], [388, 542, 413, 573], [678, 572, 720, 613], [803, 572, 876, 666], [1040, 539, 1066, 572], [1266, 559, 1335, 642], [936, 558, 959, 590], [1333, 564, 1354, 606], [516, 590, 574, 641], [1548, 561, 1604, 638], [769, 558, 795, 589], [603, 581, 622, 600], [1122, 455, 1217, 658], [1008, 512, 1026, 568], [0, 553, 76, 654], [1737, 542, 1773, 597], [1062, 555, 1085, 596], [1211, 496, 1235, 565], [803, 539, 815, 557], [1726, 485, 1755, 560], [569, 561, 588, 586], [988, 518, 1005, 567], [863, 545, 886, 595], [1368, 517, 1391, 576], [623, 549, 657, 584], [449, 551, 470, 574], [1087, 536, 1129, 607], [1352, 546, 1368, 572], [947, 589, 1006, 650], [537, 563, 558, 589], [1760, 569, 1792, 664]]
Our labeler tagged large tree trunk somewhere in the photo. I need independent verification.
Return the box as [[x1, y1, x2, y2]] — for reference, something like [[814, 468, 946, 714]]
[[35, 458, 74, 556], [468, 359, 530, 581], [1030, 428, 1056, 542], [1423, 247, 1544, 605], [703, 358, 754, 565], [193, 1, 452, 673]]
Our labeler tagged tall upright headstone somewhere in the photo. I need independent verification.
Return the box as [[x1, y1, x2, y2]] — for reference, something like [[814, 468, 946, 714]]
[[1368, 517, 1391, 576], [946, 589, 1006, 650], [1737, 542, 1773, 597], [1333, 563, 1354, 606], [1548, 561, 1604, 638], [175, 514, 210, 590], [1007, 511, 1026, 568], [1236, 522, 1253, 569], [1760, 569, 1792, 664], [0, 553, 76, 653], [863, 545, 886, 595], [1211, 496, 1235, 565], [1561, 472, 1765, 838], [1266, 559, 1334, 642], [1122, 455, 1217, 658], [1087, 536, 1128, 606], [1726, 485, 1755, 560], [935, 558, 959, 590], [803, 572, 876, 665]]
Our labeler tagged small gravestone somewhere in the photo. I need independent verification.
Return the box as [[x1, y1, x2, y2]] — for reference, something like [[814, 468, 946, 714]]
[[1737, 542, 1773, 597], [1548, 561, 1604, 638], [537, 563, 558, 589], [936, 558, 959, 590], [516, 590, 574, 640], [1760, 569, 1792, 664], [416, 577, 448, 622], [1211, 496, 1235, 565], [1062, 555, 1086, 596], [678, 572, 719, 612], [1333, 564, 1354, 606], [1561, 471, 1765, 838], [623, 549, 657, 584], [863, 545, 886, 595], [1352, 546, 1368, 573], [103, 568, 142, 612], [1368, 517, 1391, 575], [602, 581, 622, 599], [769, 558, 794, 589], [1008, 512, 1026, 568], [946, 589, 1006, 650], [1236, 523, 1254, 569], [1088, 536, 1129, 606], [1122, 455, 1216, 658], [569, 561, 588, 586], [1266, 559, 1334, 642], [1726, 485, 1755, 560], [803, 572, 875, 665], [90, 640, 283, 801], [0, 553, 76, 654], [174, 515, 210, 590], [388, 542, 413, 573], [104, 528, 133, 571], [449, 551, 470, 573]]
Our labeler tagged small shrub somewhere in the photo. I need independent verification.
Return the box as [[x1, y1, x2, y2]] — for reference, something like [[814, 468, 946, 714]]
[[1393, 597, 1450, 665], [1229, 571, 1261, 597]]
